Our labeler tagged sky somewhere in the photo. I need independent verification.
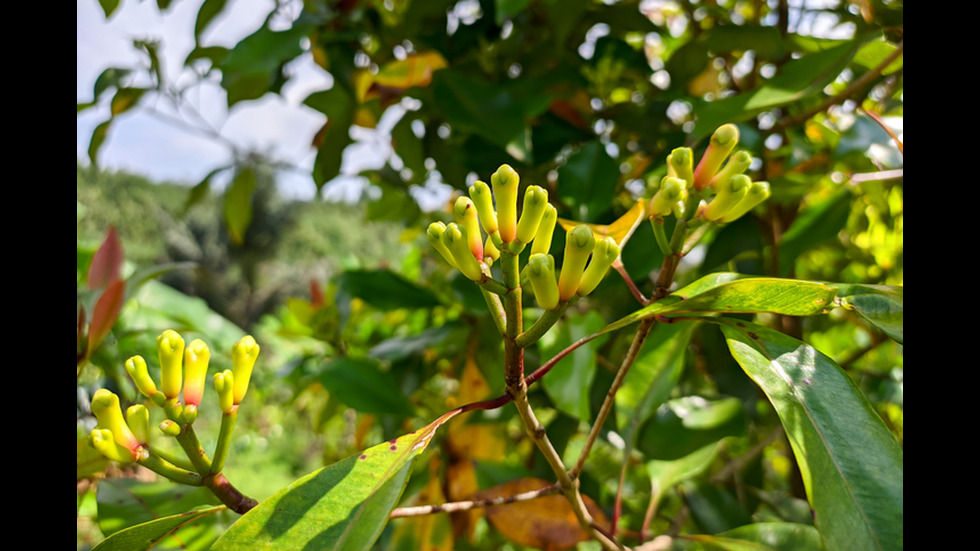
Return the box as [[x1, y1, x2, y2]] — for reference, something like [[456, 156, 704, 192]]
[[77, 0, 395, 201]]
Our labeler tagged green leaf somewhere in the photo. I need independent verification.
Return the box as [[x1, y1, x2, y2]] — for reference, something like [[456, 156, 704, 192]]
[[336, 269, 441, 311], [224, 166, 256, 245], [88, 119, 113, 166], [604, 276, 838, 335], [682, 479, 753, 535], [836, 284, 903, 344], [305, 87, 355, 189], [692, 40, 864, 140], [317, 357, 415, 416], [212, 410, 462, 551], [92, 506, 226, 551], [540, 311, 607, 421], [556, 140, 620, 222], [93, 67, 131, 100], [720, 320, 903, 551], [616, 321, 694, 428], [194, 0, 229, 41], [778, 190, 852, 277], [98, 0, 120, 18], [110, 87, 147, 116], [704, 522, 824, 551], [219, 22, 309, 106], [95, 479, 221, 538], [637, 396, 746, 461]]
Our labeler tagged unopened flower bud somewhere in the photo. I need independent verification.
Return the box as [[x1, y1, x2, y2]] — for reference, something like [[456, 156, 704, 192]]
[[468, 180, 498, 236], [91, 389, 140, 453], [427, 222, 459, 269], [531, 203, 558, 255], [484, 235, 500, 263], [527, 254, 560, 310], [648, 177, 688, 217], [442, 222, 485, 281], [231, 335, 260, 405], [126, 404, 150, 445], [90, 428, 138, 463], [516, 186, 549, 245], [558, 225, 596, 301], [214, 369, 235, 414], [702, 174, 750, 221], [125, 355, 164, 406], [159, 419, 182, 437], [718, 180, 771, 223], [667, 147, 694, 188], [577, 237, 620, 297], [157, 330, 185, 400], [453, 196, 484, 260], [491, 164, 520, 243], [707, 150, 752, 190], [183, 339, 210, 407], [694, 124, 739, 190]]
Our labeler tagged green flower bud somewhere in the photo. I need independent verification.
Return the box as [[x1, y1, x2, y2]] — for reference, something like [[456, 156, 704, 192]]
[[491, 164, 520, 243], [667, 147, 694, 188], [693, 124, 739, 190], [516, 186, 549, 245], [484, 234, 500, 264], [558, 225, 596, 301], [91, 388, 140, 453], [702, 174, 750, 221], [707, 150, 752, 190], [577, 237, 620, 297], [427, 222, 459, 269], [531, 203, 558, 256], [126, 404, 150, 445], [90, 428, 139, 463], [159, 419, 182, 437], [214, 369, 235, 414], [441, 222, 485, 281], [527, 253, 560, 310], [232, 335, 260, 405], [453, 196, 484, 261], [125, 355, 164, 406], [183, 339, 210, 407], [718, 180, 771, 223], [468, 180, 498, 236], [648, 177, 688, 217], [157, 330, 185, 400]]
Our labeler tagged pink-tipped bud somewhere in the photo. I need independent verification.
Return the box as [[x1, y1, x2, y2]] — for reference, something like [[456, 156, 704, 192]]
[[89, 428, 140, 463], [693, 124, 739, 190], [441, 222, 485, 281], [91, 389, 141, 454], [468, 180, 498, 236], [182, 339, 210, 407], [453, 196, 484, 260]]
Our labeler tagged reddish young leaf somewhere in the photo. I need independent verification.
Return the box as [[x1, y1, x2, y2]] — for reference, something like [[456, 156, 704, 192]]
[[87, 279, 126, 356], [88, 227, 124, 290]]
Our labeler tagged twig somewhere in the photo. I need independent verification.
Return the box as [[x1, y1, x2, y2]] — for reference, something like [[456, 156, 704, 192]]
[[390, 482, 561, 518]]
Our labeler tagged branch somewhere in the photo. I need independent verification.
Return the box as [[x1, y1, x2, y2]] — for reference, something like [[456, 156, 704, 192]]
[[390, 484, 560, 518]]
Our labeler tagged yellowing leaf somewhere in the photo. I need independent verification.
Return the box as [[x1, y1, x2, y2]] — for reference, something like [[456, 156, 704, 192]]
[[558, 199, 647, 249], [374, 51, 448, 89], [475, 478, 610, 551]]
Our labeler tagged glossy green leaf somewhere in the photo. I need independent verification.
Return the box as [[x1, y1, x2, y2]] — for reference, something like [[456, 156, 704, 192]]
[[603, 276, 838, 336], [223, 167, 256, 245], [692, 40, 863, 140], [213, 410, 461, 551], [836, 284, 903, 344], [678, 522, 822, 551], [92, 506, 226, 551], [778, 191, 852, 277], [638, 396, 746, 461], [540, 311, 607, 421], [616, 321, 694, 428], [96, 479, 222, 538], [318, 357, 415, 416], [720, 320, 903, 551], [646, 444, 719, 507], [336, 269, 441, 311], [556, 140, 619, 221]]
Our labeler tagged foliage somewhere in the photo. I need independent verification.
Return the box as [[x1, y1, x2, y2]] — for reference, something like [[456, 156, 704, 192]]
[[78, 1, 902, 551]]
